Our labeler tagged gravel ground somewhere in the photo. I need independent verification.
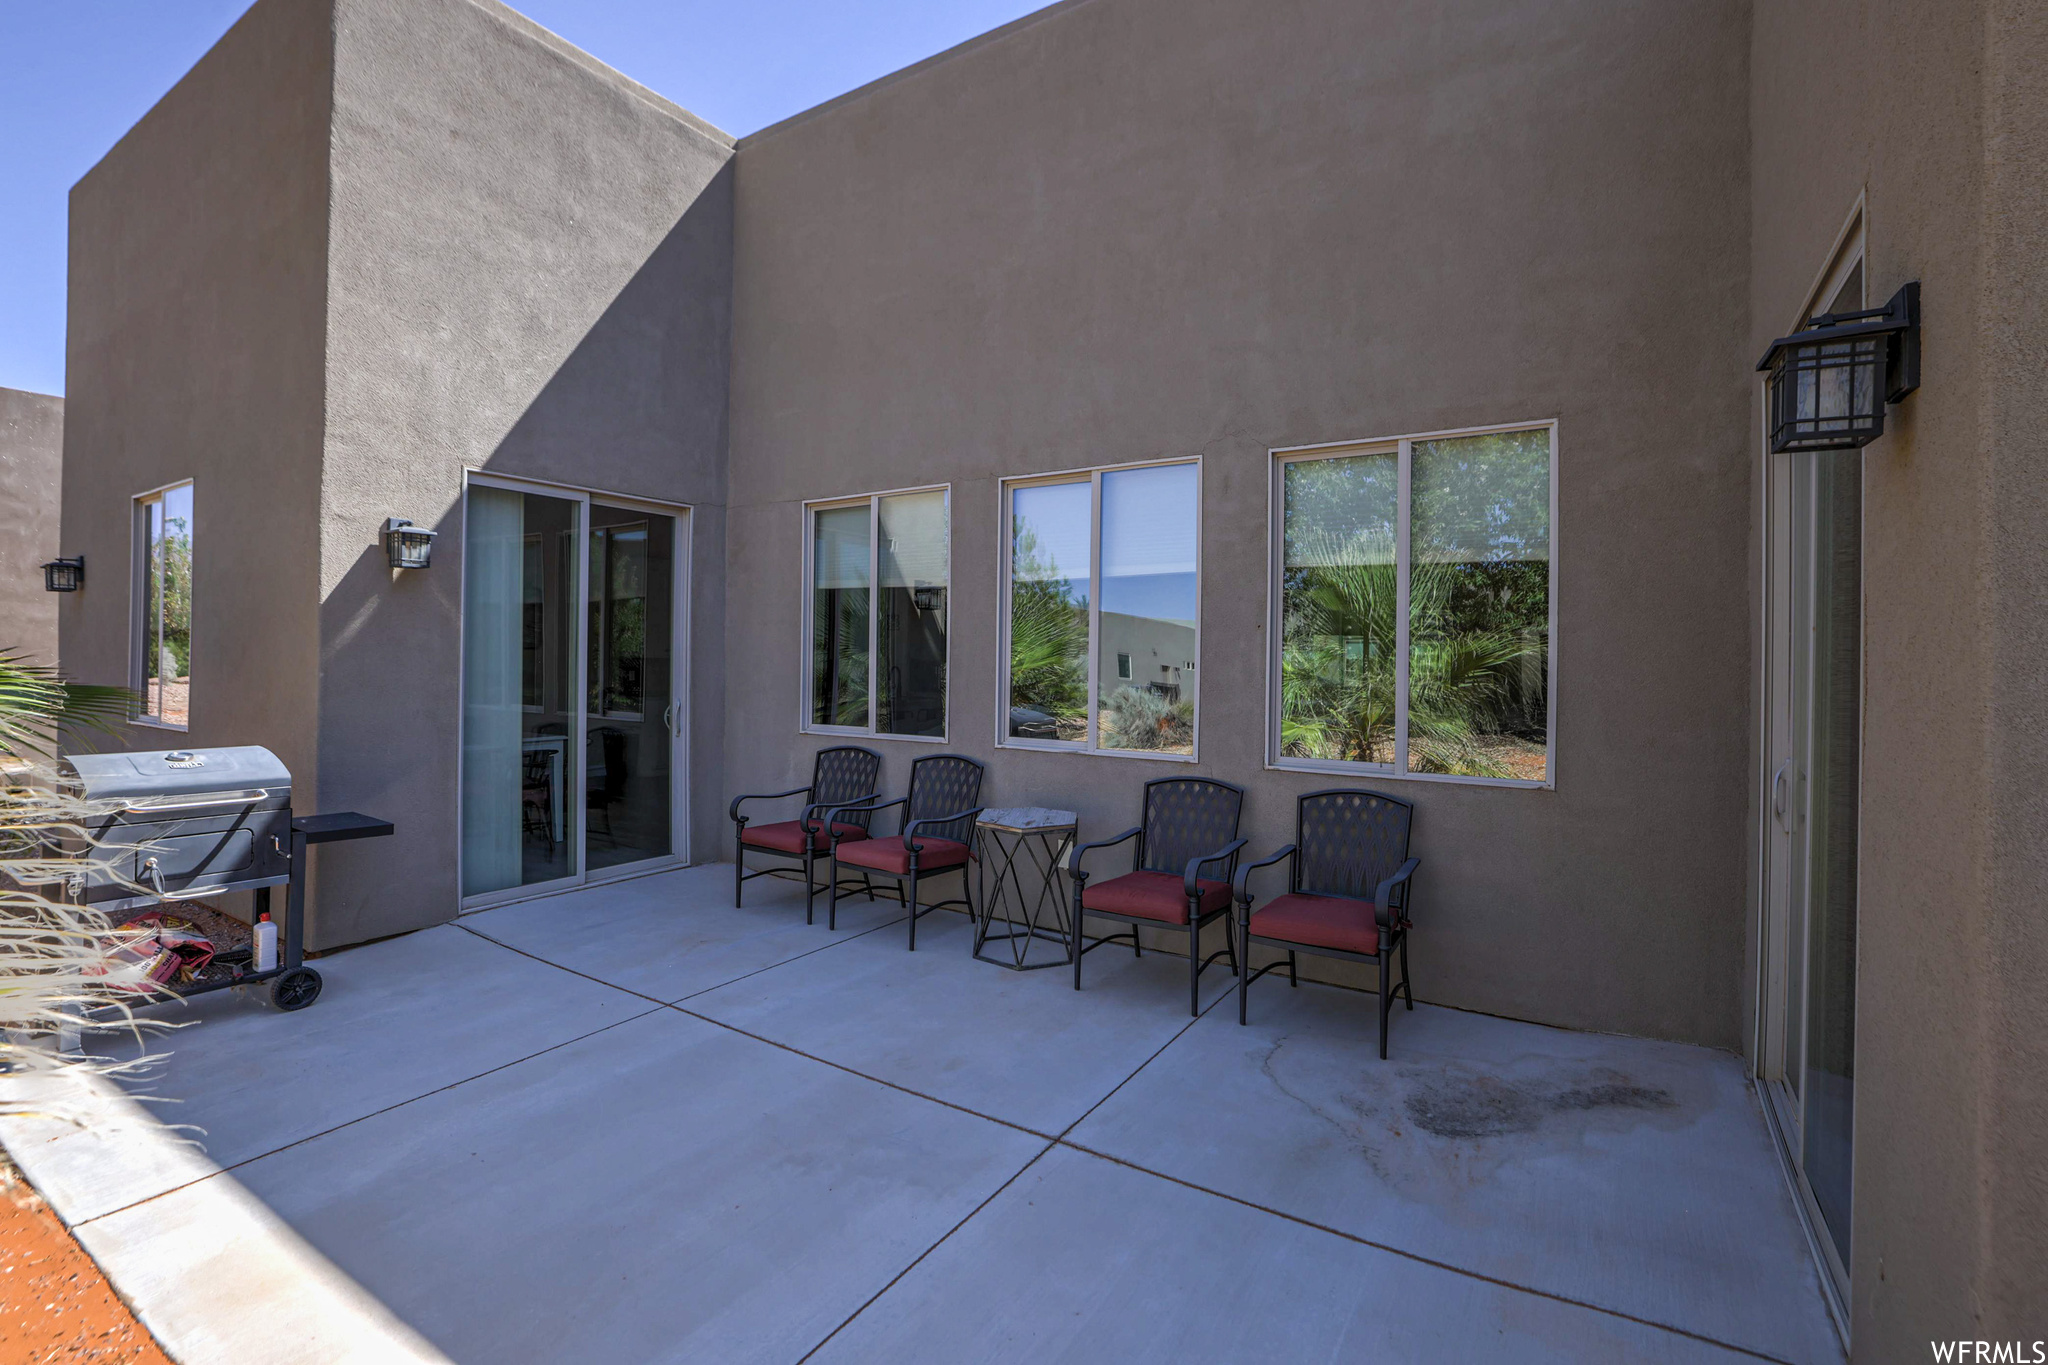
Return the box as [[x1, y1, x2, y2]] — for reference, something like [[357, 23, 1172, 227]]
[[0, 1151, 171, 1364]]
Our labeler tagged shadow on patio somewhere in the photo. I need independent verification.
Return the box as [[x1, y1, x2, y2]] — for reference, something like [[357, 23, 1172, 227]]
[[1, 866, 1840, 1364]]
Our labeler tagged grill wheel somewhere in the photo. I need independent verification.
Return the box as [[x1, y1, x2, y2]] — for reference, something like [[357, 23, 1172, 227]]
[[270, 967, 323, 1012]]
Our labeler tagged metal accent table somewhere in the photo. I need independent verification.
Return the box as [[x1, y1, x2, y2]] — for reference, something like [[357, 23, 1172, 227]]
[[972, 807, 1077, 970]]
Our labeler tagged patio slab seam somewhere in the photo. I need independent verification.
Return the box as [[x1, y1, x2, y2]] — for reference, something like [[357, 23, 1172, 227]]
[[665, 1003, 1061, 1141], [56, 1002, 672, 1232], [794, 971, 1233, 1361], [1050, 1137, 1800, 1365], [455, 907, 912, 1007]]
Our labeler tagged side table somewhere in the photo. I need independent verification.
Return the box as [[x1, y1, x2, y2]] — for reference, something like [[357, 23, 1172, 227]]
[[973, 807, 1077, 970]]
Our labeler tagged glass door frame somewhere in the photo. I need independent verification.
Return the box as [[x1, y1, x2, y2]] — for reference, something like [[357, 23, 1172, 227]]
[[1754, 204, 1863, 1332], [457, 471, 693, 912]]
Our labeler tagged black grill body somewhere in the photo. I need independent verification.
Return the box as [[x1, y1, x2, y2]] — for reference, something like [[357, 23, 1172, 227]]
[[60, 746, 292, 912]]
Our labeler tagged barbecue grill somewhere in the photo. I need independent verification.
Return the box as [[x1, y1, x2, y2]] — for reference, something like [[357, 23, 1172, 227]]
[[62, 746, 292, 912], [55, 745, 391, 1013]]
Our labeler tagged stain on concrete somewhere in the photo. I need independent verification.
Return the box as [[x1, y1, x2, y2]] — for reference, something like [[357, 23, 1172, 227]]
[[1402, 1070, 1676, 1140], [1251, 1031, 1696, 1206], [1404, 1074, 1543, 1139]]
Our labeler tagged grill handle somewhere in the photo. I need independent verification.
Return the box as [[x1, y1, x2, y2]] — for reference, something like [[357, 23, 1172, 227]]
[[116, 788, 275, 814], [140, 857, 226, 903]]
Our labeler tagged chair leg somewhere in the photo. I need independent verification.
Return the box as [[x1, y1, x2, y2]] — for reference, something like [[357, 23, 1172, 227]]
[[1072, 892, 1085, 992], [1288, 951, 1298, 987], [1187, 922, 1200, 1017], [908, 869, 920, 951], [1133, 927, 1142, 958], [864, 872, 876, 902], [827, 855, 840, 931], [1399, 934, 1413, 1010], [1377, 951, 1392, 1060], [804, 847, 816, 926], [733, 834, 744, 908], [1236, 917, 1249, 1025]]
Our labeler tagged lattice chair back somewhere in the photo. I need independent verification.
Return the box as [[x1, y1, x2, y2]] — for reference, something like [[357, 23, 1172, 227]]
[[1138, 778, 1244, 876], [905, 755, 985, 843], [1294, 789, 1413, 902], [814, 746, 883, 831]]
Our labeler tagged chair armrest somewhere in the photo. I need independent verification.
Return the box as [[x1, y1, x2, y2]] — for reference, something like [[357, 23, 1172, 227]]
[[1184, 838, 1248, 899], [804, 791, 879, 828], [1374, 857, 1422, 927], [729, 785, 812, 824], [1068, 827, 1142, 882], [1232, 844, 1298, 916], [905, 808, 985, 850], [824, 795, 903, 844]]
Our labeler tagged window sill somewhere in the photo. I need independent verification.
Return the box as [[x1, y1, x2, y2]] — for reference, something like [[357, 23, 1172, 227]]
[[996, 739, 1199, 764], [801, 726, 951, 745], [1267, 757, 1551, 791], [129, 717, 189, 733]]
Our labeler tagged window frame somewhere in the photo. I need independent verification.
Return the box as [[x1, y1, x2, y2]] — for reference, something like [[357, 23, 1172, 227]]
[[799, 483, 953, 744], [1265, 419, 1558, 790], [130, 479, 196, 731], [995, 455, 1204, 764]]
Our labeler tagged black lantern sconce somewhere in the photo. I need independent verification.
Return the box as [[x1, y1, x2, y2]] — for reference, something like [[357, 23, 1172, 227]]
[[41, 555, 84, 593], [912, 586, 944, 613], [383, 518, 437, 570], [1757, 282, 1920, 453]]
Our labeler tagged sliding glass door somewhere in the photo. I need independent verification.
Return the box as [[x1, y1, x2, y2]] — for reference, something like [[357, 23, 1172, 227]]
[[462, 479, 687, 903], [587, 505, 676, 872], [1760, 250, 1862, 1308]]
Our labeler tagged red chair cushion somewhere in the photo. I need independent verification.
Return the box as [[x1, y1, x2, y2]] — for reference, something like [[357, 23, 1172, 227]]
[[740, 820, 869, 856], [834, 836, 971, 874], [1080, 870, 1230, 925], [1249, 892, 1387, 955]]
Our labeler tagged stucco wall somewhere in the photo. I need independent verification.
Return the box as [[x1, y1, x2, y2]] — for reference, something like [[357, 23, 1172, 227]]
[[59, 0, 332, 800], [1750, 0, 2048, 1355], [312, 0, 735, 945], [726, 0, 1755, 1047], [0, 388, 63, 666]]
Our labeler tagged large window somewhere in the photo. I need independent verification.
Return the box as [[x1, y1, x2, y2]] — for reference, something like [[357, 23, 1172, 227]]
[[133, 482, 195, 729], [1001, 460, 1200, 758], [804, 488, 950, 739], [1273, 424, 1553, 786]]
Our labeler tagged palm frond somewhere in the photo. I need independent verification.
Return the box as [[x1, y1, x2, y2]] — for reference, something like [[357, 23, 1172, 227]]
[[0, 650, 137, 760]]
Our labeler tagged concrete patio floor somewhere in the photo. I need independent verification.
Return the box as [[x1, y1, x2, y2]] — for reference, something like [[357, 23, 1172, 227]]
[[1, 866, 1842, 1364]]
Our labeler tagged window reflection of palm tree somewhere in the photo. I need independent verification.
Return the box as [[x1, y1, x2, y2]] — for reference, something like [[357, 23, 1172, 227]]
[[1281, 530, 1544, 778], [1007, 526, 1088, 739]]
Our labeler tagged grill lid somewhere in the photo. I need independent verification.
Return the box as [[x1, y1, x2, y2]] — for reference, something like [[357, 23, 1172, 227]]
[[62, 746, 290, 803]]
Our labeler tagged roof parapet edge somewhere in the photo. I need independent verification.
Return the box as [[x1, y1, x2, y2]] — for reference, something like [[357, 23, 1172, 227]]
[[457, 0, 737, 151], [738, 0, 1095, 148]]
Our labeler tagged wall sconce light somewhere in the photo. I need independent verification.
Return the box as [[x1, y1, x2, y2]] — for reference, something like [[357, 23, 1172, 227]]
[[912, 586, 944, 612], [383, 518, 437, 570], [41, 555, 84, 592], [1757, 282, 1920, 453]]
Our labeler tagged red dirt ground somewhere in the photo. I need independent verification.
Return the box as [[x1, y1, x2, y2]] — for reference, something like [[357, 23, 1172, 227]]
[[0, 1155, 171, 1364]]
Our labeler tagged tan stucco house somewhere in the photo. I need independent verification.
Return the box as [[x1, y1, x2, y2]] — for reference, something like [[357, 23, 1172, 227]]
[[44, 0, 2046, 1356]]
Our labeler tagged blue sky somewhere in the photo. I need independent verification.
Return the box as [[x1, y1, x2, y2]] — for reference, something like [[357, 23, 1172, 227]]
[[0, 0, 1051, 397]]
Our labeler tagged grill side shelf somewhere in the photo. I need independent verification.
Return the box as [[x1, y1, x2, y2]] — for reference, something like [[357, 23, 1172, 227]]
[[293, 813, 394, 845]]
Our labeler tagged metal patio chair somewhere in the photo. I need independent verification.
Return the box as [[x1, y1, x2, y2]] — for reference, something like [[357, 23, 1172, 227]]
[[823, 754, 985, 947], [1068, 777, 1246, 1016], [1233, 788, 1420, 1059], [729, 745, 882, 922]]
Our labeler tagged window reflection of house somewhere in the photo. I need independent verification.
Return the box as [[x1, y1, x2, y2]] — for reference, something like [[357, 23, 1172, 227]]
[[1100, 613, 1193, 702]]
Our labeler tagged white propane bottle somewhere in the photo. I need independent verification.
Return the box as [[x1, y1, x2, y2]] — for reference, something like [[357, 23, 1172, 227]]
[[254, 911, 279, 973]]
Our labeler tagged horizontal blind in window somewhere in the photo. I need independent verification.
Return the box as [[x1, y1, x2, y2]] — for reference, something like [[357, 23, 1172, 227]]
[[813, 505, 871, 589]]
